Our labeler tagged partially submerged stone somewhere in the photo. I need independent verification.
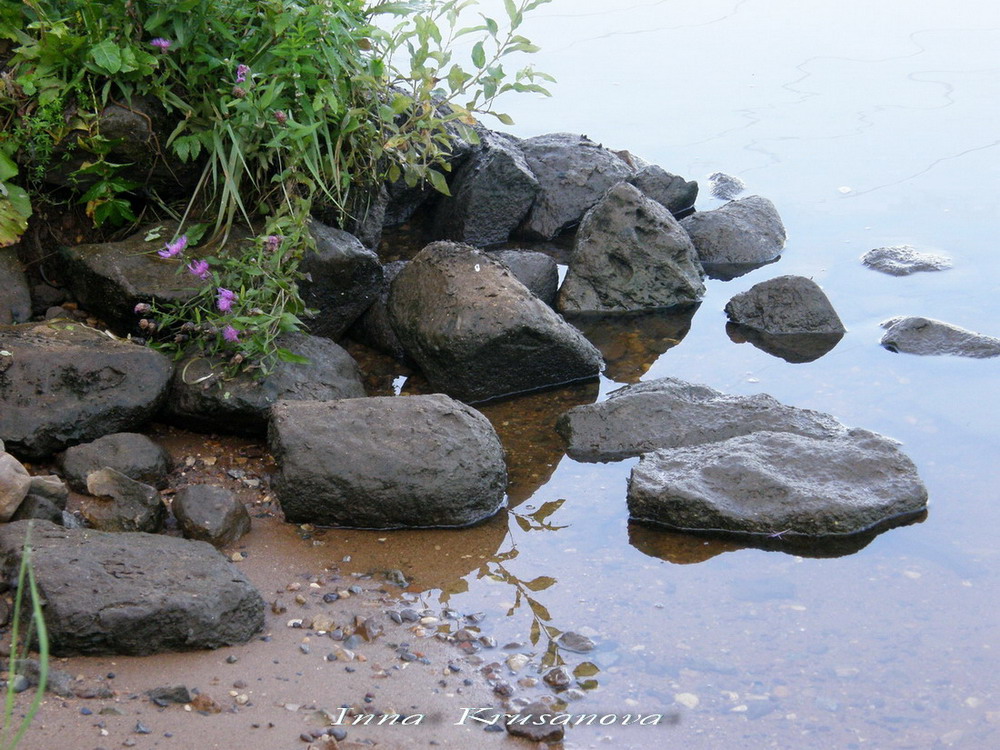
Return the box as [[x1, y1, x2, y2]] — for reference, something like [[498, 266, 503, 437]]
[[269, 395, 507, 528], [880, 316, 1000, 358], [725, 275, 845, 336], [0, 520, 265, 656], [861, 245, 952, 276], [58, 432, 171, 492], [681, 195, 785, 267], [627, 430, 928, 537]]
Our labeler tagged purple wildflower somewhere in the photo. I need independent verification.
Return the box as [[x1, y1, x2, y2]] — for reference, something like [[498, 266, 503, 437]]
[[134, 302, 151, 314], [151, 38, 172, 53], [232, 86, 247, 98], [222, 325, 240, 342], [157, 234, 188, 258], [187, 259, 210, 280], [217, 287, 237, 313], [235, 64, 250, 83], [265, 235, 282, 252], [273, 109, 288, 125]]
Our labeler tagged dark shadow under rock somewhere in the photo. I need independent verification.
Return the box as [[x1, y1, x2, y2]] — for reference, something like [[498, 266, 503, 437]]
[[346, 260, 410, 361], [880, 316, 1000, 358], [701, 256, 780, 281], [726, 322, 844, 363], [628, 522, 742, 564]]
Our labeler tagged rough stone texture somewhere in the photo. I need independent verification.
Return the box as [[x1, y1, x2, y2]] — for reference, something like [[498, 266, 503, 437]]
[[0, 520, 265, 656], [28, 475, 69, 506], [627, 165, 698, 216], [432, 131, 539, 247], [83, 468, 166, 533], [880, 316, 1000, 358], [269, 395, 507, 528], [0, 247, 31, 325], [681, 195, 786, 266], [388, 242, 602, 402], [0, 452, 31, 521], [862, 245, 952, 276], [627, 429, 928, 537], [346, 260, 409, 360], [0, 321, 173, 460], [725, 275, 845, 335], [172, 485, 251, 547], [485, 250, 559, 306], [556, 377, 848, 463], [299, 221, 382, 340], [557, 182, 706, 313], [57, 433, 171, 492], [517, 133, 635, 240], [163, 332, 365, 434]]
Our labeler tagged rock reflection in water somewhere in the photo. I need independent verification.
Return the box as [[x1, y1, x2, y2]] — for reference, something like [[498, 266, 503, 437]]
[[701, 256, 780, 281], [726, 321, 844, 363], [565, 305, 699, 383]]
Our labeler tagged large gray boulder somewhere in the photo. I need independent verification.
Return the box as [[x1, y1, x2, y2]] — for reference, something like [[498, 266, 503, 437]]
[[627, 165, 698, 216], [725, 275, 845, 335], [557, 182, 705, 313], [861, 245, 952, 276], [880, 317, 1000, 358], [556, 377, 847, 462], [0, 321, 173, 460], [0, 520, 265, 656], [627, 430, 928, 537], [163, 332, 366, 434], [432, 131, 539, 247], [0, 248, 31, 325], [517, 133, 634, 240], [269, 395, 507, 528], [57, 432, 172, 492], [681, 195, 786, 269], [299, 221, 382, 340], [388, 242, 602, 402]]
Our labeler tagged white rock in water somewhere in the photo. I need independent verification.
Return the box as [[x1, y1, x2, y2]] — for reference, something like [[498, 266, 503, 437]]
[[862, 245, 952, 275]]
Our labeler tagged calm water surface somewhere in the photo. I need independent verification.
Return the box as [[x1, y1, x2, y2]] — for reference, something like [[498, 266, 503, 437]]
[[372, 2, 1000, 747]]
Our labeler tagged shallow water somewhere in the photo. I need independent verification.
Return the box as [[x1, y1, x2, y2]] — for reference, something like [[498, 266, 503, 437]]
[[371, 1, 1000, 746]]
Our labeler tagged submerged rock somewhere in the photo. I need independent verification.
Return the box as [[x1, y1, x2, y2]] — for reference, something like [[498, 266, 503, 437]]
[[707, 172, 746, 200], [269, 395, 507, 528], [57, 432, 172, 492], [388, 242, 602, 402], [880, 316, 1000, 358], [627, 429, 928, 537], [557, 182, 706, 313], [0, 321, 173, 460], [725, 275, 845, 336], [556, 377, 846, 463], [0, 520, 265, 656], [861, 245, 952, 276], [681, 195, 786, 267]]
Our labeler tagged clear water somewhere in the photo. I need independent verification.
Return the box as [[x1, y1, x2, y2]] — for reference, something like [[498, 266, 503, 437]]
[[388, 1, 1000, 747]]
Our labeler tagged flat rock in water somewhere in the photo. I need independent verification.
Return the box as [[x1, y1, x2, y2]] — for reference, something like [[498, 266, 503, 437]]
[[0, 248, 31, 325], [681, 195, 785, 266], [880, 316, 1000, 358], [0, 321, 173, 460], [725, 275, 845, 335], [57, 432, 171, 492], [862, 245, 952, 276], [164, 332, 366, 434], [556, 377, 847, 462], [269, 395, 507, 528], [388, 242, 602, 402], [627, 430, 928, 537], [0, 520, 265, 656], [557, 182, 706, 313], [172, 484, 250, 547]]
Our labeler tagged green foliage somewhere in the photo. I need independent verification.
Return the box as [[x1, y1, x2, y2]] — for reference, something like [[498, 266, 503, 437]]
[[0, 155, 33, 248], [0, 0, 552, 373]]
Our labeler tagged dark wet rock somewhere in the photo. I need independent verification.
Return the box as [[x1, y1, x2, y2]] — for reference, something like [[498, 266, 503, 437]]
[[0, 451, 31, 521], [505, 702, 565, 742], [556, 377, 846, 462], [0, 322, 173, 460], [30, 283, 66, 317], [83, 468, 166, 533], [0, 248, 31, 325], [346, 260, 409, 360], [299, 221, 382, 340], [558, 182, 705, 313], [557, 631, 596, 653], [880, 316, 1000, 358], [517, 133, 635, 240], [726, 322, 843, 363], [627, 165, 698, 216], [627, 430, 928, 537], [862, 245, 952, 276], [0, 520, 265, 656], [388, 241, 602, 402], [725, 275, 845, 335], [27, 475, 69, 507], [433, 131, 539, 247], [57, 433, 171, 492], [344, 183, 388, 251], [543, 665, 572, 688], [172, 485, 251, 547], [707, 171, 746, 200], [164, 332, 365, 434], [485, 249, 559, 306], [10, 495, 64, 524], [269, 394, 507, 528], [681, 195, 785, 266], [565, 306, 697, 383]]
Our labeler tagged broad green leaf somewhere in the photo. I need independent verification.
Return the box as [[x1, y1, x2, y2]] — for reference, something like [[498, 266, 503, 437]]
[[90, 38, 122, 74], [276, 348, 312, 364], [495, 112, 514, 125], [426, 168, 451, 196], [0, 152, 17, 182], [524, 576, 557, 592], [471, 41, 486, 68], [0, 184, 32, 247]]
